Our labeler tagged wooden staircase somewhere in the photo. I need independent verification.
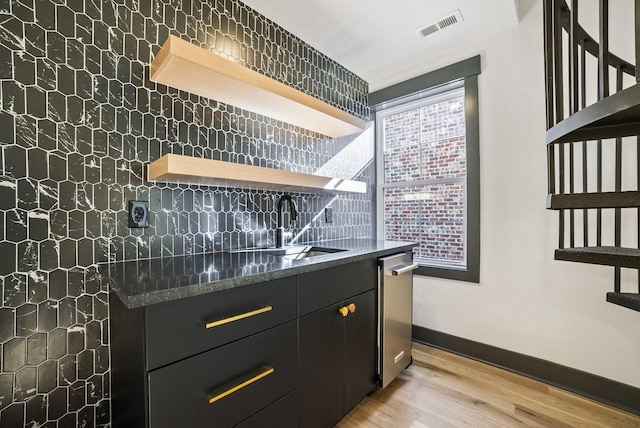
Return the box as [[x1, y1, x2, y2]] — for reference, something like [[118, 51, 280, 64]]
[[544, 0, 640, 312]]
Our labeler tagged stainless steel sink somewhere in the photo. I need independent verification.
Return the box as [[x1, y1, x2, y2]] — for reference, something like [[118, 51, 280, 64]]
[[230, 245, 346, 259], [283, 247, 346, 260]]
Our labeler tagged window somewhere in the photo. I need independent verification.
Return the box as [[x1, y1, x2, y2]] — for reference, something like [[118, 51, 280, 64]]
[[371, 57, 480, 282]]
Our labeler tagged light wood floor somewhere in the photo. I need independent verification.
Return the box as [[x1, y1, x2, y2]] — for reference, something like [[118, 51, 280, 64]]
[[337, 343, 640, 428]]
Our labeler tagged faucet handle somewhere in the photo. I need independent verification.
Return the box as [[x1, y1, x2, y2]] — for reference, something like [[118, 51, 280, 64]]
[[290, 200, 298, 222]]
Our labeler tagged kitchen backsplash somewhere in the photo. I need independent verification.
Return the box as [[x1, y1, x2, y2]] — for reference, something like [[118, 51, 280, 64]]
[[0, 0, 372, 426]]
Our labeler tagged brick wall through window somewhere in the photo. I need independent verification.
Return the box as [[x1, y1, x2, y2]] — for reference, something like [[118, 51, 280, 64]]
[[380, 91, 466, 266]]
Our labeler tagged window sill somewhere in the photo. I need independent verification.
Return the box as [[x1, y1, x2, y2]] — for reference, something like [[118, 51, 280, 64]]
[[414, 265, 479, 283]]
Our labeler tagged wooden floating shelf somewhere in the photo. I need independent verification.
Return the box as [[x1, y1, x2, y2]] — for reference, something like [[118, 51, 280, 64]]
[[546, 83, 640, 144], [147, 154, 367, 194], [150, 35, 367, 138]]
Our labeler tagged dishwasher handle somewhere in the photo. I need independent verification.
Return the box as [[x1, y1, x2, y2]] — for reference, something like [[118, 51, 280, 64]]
[[385, 263, 419, 276]]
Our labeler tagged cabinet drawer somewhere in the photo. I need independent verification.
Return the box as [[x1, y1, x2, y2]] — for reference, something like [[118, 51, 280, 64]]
[[145, 276, 296, 369], [148, 321, 298, 428], [298, 259, 376, 316], [235, 389, 298, 428]]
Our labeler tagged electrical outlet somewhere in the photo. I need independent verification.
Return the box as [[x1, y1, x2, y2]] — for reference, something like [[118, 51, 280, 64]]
[[325, 207, 333, 223], [128, 201, 149, 228]]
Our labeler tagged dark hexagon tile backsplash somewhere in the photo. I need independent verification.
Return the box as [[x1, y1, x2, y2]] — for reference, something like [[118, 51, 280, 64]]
[[0, 0, 372, 426]]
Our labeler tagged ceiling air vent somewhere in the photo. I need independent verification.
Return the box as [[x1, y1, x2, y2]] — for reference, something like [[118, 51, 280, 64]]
[[416, 9, 464, 39]]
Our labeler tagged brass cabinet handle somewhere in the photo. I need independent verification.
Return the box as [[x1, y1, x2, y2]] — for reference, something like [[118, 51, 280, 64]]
[[207, 366, 274, 404], [347, 303, 356, 314], [338, 306, 349, 317], [204, 305, 273, 329]]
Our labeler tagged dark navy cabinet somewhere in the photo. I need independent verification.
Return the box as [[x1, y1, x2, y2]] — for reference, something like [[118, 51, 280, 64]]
[[110, 276, 299, 428], [148, 321, 298, 428], [298, 260, 378, 428], [110, 259, 378, 428]]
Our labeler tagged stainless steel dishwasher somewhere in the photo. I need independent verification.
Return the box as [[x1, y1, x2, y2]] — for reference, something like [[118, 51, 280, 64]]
[[378, 252, 418, 388]]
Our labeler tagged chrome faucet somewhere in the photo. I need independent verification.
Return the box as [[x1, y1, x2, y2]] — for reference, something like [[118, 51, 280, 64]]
[[276, 194, 298, 248]]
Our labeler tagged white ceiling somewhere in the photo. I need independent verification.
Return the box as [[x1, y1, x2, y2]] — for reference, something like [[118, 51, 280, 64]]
[[241, 0, 520, 91]]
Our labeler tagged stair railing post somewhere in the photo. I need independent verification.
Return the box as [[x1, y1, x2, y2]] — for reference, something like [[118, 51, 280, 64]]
[[599, 0, 610, 100], [636, 0, 640, 82], [596, 0, 609, 248], [544, 0, 557, 199], [568, 0, 579, 248], [544, 0, 556, 130], [580, 40, 589, 247], [615, 67, 623, 293], [554, 0, 566, 249]]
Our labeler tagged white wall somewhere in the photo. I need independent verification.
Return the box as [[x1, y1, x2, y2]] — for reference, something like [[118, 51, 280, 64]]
[[382, 0, 640, 388]]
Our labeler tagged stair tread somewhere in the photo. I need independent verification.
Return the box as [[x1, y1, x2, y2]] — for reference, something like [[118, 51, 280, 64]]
[[558, 246, 640, 256], [555, 246, 640, 268], [606, 292, 640, 312], [546, 83, 640, 144], [546, 191, 640, 209]]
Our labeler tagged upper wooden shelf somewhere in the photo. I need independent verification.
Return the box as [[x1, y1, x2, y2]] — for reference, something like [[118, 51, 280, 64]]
[[150, 36, 367, 138], [546, 83, 640, 144], [147, 154, 367, 194]]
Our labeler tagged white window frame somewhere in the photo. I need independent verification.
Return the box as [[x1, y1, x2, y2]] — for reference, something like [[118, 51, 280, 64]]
[[376, 85, 468, 270]]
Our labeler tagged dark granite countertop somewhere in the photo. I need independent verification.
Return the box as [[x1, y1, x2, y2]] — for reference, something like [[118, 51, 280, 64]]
[[103, 239, 417, 308]]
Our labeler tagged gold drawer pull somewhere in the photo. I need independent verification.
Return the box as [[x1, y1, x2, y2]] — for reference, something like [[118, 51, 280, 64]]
[[208, 366, 275, 404], [347, 303, 356, 314], [339, 306, 349, 317], [204, 305, 273, 329]]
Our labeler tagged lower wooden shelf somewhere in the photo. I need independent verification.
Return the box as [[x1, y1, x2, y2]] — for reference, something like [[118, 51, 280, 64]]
[[147, 154, 366, 194]]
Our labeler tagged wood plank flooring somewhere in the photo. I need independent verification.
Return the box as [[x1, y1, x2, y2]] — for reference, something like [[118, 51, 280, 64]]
[[337, 342, 640, 428]]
